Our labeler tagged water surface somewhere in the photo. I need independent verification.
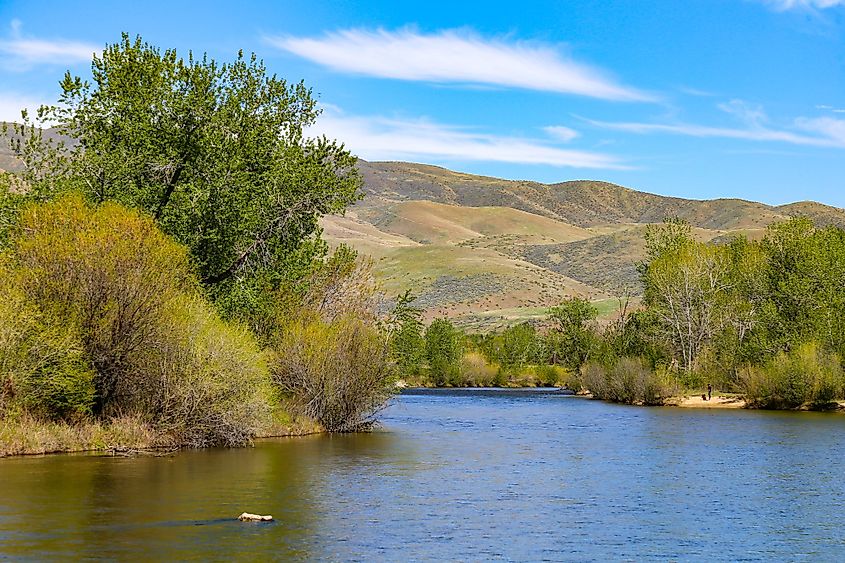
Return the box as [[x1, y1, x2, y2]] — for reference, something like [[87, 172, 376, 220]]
[[2, 389, 845, 560]]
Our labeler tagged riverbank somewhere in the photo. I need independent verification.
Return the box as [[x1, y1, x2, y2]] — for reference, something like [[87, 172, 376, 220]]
[[665, 394, 747, 409], [0, 414, 323, 458]]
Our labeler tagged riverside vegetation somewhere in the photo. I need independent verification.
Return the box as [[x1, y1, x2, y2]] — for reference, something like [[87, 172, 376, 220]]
[[2, 37, 844, 459], [396, 218, 845, 411], [0, 35, 400, 455]]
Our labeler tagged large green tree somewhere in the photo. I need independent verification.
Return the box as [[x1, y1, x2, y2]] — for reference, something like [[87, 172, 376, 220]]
[[6, 34, 361, 326]]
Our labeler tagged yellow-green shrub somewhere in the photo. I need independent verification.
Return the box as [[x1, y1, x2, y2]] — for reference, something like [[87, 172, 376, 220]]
[[0, 194, 271, 446], [11, 194, 191, 415], [741, 342, 844, 409], [459, 352, 499, 387], [582, 357, 677, 405], [135, 296, 271, 447], [0, 272, 95, 420], [269, 312, 395, 432]]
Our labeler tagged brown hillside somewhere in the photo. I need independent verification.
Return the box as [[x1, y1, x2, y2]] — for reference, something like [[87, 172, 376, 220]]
[[335, 161, 844, 327], [4, 145, 843, 329]]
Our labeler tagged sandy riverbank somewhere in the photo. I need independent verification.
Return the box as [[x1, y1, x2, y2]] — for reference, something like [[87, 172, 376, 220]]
[[665, 394, 747, 409]]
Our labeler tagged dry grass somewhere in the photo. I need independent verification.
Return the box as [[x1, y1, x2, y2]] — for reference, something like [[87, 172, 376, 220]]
[[0, 407, 324, 458], [0, 414, 156, 457]]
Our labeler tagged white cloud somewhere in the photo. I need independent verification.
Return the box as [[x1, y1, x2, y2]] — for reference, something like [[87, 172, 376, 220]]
[[759, 0, 845, 10], [795, 116, 845, 144], [543, 125, 580, 142], [310, 107, 627, 169], [0, 20, 98, 68], [582, 100, 845, 148], [585, 114, 845, 148], [716, 99, 768, 128], [267, 28, 653, 102]]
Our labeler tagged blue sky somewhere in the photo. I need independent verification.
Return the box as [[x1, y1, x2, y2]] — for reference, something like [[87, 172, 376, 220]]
[[1, 0, 844, 206]]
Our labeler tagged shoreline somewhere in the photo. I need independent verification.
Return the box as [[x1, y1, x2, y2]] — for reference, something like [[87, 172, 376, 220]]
[[7, 390, 845, 459], [0, 418, 324, 459], [664, 394, 747, 409]]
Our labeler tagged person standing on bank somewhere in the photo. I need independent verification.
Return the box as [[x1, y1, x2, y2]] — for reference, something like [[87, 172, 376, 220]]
[[707, 383, 712, 401]]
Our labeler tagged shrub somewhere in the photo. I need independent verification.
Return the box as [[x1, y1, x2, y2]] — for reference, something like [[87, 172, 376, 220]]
[[741, 342, 844, 409], [533, 364, 566, 387], [582, 357, 677, 405], [11, 193, 191, 415], [1, 194, 271, 446], [459, 352, 498, 387], [269, 313, 395, 432], [133, 296, 271, 447], [0, 268, 95, 420]]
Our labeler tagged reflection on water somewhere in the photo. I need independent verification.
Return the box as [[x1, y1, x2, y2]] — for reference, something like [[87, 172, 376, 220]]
[[2, 388, 845, 560]]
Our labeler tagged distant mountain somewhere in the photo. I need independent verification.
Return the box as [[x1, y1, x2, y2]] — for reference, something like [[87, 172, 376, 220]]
[[4, 142, 844, 329], [323, 161, 845, 328]]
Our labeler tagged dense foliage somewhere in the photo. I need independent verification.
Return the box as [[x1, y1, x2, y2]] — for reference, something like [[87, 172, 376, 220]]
[[583, 217, 845, 407], [7, 34, 361, 334], [0, 195, 269, 446], [395, 217, 845, 410], [0, 36, 394, 454]]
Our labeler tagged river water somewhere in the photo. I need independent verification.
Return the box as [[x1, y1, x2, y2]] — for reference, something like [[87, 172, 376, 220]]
[[2, 388, 845, 561]]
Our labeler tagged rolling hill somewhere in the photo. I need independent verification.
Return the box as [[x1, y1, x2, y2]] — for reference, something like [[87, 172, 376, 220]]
[[323, 161, 845, 328], [3, 141, 844, 330]]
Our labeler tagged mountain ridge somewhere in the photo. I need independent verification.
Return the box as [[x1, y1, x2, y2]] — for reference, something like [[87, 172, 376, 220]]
[[3, 146, 844, 328], [330, 161, 845, 327]]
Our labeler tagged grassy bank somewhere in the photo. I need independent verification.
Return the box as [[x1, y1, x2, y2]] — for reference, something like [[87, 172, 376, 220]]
[[0, 410, 323, 458]]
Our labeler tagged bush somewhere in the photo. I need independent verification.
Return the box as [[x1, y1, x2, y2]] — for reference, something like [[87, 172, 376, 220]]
[[533, 364, 566, 387], [132, 296, 271, 447], [741, 342, 844, 409], [0, 264, 95, 420], [459, 352, 499, 387], [11, 194, 192, 415], [269, 313, 395, 432], [582, 357, 677, 405], [1, 194, 271, 446]]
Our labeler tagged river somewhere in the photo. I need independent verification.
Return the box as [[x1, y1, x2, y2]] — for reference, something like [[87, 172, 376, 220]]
[[2, 388, 845, 560]]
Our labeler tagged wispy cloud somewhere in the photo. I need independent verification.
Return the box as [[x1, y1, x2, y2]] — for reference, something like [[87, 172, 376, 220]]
[[677, 86, 718, 98], [758, 0, 845, 10], [582, 100, 845, 148], [817, 104, 845, 113], [543, 125, 580, 142], [267, 28, 654, 102], [309, 106, 627, 169], [0, 20, 98, 69]]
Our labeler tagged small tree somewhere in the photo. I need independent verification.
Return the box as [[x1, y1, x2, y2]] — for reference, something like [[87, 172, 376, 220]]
[[386, 290, 425, 377], [546, 297, 598, 371], [499, 323, 545, 370], [425, 318, 463, 386]]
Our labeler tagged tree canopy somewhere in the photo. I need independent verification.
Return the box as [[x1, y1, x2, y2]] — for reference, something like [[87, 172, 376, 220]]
[[7, 34, 361, 325]]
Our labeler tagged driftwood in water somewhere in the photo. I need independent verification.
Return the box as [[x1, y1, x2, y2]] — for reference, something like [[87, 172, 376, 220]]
[[238, 512, 273, 522]]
